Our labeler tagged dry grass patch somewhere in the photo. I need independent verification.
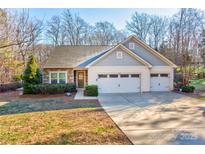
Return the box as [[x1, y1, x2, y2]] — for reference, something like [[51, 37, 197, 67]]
[[0, 95, 131, 145], [0, 91, 131, 144]]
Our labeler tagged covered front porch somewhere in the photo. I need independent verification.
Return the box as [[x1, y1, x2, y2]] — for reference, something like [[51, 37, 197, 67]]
[[73, 69, 97, 100], [73, 69, 88, 88]]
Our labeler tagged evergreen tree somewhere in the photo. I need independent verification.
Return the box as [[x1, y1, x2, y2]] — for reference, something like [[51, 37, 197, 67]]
[[23, 55, 41, 93]]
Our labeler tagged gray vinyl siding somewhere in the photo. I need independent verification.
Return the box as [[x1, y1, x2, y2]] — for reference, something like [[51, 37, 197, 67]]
[[123, 40, 168, 66], [95, 48, 144, 66]]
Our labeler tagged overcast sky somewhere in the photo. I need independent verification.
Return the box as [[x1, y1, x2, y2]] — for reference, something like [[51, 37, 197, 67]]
[[26, 8, 179, 30]]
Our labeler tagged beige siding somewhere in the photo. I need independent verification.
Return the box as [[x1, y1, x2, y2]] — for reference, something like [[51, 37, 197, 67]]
[[88, 66, 174, 92], [95, 48, 144, 66], [88, 66, 150, 92]]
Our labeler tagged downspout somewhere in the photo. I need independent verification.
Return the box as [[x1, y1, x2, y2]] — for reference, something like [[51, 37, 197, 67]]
[[140, 73, 142, 95], [148, 67, 152, 92]]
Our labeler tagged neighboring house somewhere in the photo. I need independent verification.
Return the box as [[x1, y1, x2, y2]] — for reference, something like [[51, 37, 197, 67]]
[[43, 35, 177, 93]]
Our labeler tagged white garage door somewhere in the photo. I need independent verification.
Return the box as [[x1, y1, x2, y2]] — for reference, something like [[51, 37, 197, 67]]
[[97, 74, 140, 93], [150, 73, 170, 91]]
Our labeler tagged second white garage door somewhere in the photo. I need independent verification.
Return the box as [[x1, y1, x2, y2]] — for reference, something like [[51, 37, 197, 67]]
[[150, 73, 170, 91], [97, 74, 140, 93]]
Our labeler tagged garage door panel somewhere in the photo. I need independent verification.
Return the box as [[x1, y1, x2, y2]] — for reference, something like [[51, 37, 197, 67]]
[[119, 78, 140, 93], [97, 74, 140, 93], [150, 74, 170, 91]]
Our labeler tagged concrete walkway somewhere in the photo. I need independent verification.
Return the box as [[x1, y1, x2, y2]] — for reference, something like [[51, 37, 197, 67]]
[[74, 88, 97, 100], [98, 92, 205, 144]]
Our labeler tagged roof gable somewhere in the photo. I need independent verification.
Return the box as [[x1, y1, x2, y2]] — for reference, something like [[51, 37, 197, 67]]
[[123, 39, 168, 66], [122, 35, 177, 68], [86, 44, 152, 68]]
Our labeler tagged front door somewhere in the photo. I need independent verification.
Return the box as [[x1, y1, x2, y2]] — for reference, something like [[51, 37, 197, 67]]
[[78, 72, 84, 88]]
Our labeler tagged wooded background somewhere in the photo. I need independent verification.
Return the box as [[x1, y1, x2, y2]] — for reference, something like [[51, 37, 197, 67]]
[[1, 8, 205, 84]]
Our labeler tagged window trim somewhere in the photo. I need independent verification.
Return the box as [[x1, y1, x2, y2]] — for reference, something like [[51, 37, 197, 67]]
[[49, 71, 67, 84], [128, 42, 135, 49], [116, 51, 123, 59]]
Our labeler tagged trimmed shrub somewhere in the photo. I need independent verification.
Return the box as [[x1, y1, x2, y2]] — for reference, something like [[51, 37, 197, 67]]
[[85, 85, 98, 96], [23, 83, 76, 94], [0, 82, 22, 92], [64, 83, 76, 93], [181, 85, 195, 93], [174, 81, 183, 90], [23, 83, 33, 94]]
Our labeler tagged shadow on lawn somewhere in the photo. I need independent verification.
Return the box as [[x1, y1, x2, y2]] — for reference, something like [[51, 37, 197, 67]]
[[34, 130, 132, 145], [0, 98, 101, 115]]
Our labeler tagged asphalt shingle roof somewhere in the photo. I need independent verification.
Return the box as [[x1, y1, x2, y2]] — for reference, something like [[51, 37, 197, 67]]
[[43, 45, 111, 68], [77, 47, 113, 67]]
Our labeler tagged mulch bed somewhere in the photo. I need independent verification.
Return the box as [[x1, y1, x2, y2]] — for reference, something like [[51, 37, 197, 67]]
[[174, 89, 205, 100], [0, 91, 101, 115]]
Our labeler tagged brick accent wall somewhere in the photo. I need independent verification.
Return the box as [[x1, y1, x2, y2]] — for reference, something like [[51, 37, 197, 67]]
[[43, 68, 74, 83]]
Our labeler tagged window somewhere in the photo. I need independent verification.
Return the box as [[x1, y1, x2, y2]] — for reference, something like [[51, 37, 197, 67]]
[[131, 74, 139, 78], [50, 73, 58, 84], [151, 74, 159, 77], [109, 74, 118, 78], [116, 51, 123, 59], [128, 43, 135, 49], [160, 74, 169, 77], [98, 74, 107, 78], [120, 74, 129, 78], [49, 72, 67, 84], [59, 73, 66, 83]]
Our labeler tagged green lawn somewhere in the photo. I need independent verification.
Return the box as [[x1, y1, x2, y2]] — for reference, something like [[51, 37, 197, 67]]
[[0, 92, 131, 145], [189, 79, 205, 91]]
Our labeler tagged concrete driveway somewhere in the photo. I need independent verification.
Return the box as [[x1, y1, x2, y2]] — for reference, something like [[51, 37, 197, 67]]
[[98, 92, 205, 144]]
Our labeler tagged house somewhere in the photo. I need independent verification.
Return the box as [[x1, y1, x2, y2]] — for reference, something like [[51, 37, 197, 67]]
[[43, 35, 177, 93]]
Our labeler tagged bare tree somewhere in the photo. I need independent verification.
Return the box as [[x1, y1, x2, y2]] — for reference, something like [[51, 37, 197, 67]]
[[93, 21, 117, 45], [114, 30, 127, 44], [149, 16, 168, 50], [164, 9, 204, 85], [0, 9, 17, 49], [62, 9, 89, 45], [0, 9, 22, 83], [46, 16, 61, 46], [90, 21, 126, 45], [45, 10, 126, 46], [0, 9, 44, 83], [14, 9, 43, 66], [126, 12, 152, 43]]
